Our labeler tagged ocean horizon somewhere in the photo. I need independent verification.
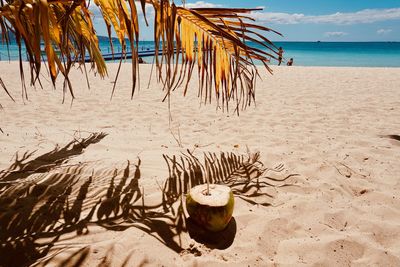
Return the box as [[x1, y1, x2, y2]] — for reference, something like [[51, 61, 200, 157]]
[[0, 40, 399, 68]]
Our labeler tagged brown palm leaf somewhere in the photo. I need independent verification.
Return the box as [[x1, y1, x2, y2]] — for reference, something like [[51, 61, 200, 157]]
[[0, 0, 280, 111], [153, 3, 281, 111], [0, 0, 142, 100]]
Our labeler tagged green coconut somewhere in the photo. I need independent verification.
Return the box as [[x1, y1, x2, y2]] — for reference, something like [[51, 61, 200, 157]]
[[186, 184, 234, 232]]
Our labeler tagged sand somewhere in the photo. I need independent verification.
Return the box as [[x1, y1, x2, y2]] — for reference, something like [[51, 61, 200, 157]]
[[0, 62, 399, 266]]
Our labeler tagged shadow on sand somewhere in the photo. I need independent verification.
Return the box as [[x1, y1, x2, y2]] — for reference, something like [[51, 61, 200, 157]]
[[0, 134, 297, 266], [161, 150, 297, 250], [186, 217, 237, 250], [0, 132, 107, 187], [162, 150, 297, 208]]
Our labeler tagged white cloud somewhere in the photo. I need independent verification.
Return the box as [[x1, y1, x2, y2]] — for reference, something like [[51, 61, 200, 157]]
[[251, 8, 400, 25], [252, 12, 305, 24], [185, 1, 221, 8], [324, 31, 348, 38], [377, 28, 393, 35]]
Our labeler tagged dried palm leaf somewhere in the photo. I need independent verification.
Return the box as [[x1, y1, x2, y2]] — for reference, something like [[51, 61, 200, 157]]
[[0, 0, 280, 112], [152, 3, 281, 112], [0, 0, 143, 100]]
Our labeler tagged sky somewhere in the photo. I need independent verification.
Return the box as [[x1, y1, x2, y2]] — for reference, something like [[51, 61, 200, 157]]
[[91, 0, 400, 42]]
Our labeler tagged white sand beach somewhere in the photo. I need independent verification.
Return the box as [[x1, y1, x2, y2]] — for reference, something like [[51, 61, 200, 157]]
[[1, 62, 399, 266]]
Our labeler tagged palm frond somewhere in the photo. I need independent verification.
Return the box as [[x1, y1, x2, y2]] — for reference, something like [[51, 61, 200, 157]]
[[0, 0, 279, 111], [162, 150, 295, 208], [154, 3, 280, 112], [0, 0, 143, 99]]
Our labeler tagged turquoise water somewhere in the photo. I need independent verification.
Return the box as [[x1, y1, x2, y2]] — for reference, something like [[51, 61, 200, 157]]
[[1, 40, 399, 67], [273, 42, 400, 67]]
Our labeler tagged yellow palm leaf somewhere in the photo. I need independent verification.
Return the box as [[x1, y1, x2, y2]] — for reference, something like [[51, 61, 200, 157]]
[[0, 0, 279, 112], [154, 4, 280, 111]]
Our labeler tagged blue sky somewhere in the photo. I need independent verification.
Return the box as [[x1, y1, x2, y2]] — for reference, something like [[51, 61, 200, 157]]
[[92, 0, 400, 41]]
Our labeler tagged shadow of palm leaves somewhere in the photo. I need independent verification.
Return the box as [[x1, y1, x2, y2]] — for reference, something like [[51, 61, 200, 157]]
[[0, 132, 107, 189], [160, 150, 298, 250], [0, 140, 298, 266], [162, 150, 298, 209], [0, 137, 183, 266], [0, 133, 107, 267]]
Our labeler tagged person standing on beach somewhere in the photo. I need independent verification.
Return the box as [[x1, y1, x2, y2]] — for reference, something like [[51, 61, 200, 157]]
[[278, 47, 284, 65]]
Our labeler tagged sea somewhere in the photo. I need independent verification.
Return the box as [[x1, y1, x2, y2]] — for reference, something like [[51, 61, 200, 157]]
[[0, 40, 399, 67]]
